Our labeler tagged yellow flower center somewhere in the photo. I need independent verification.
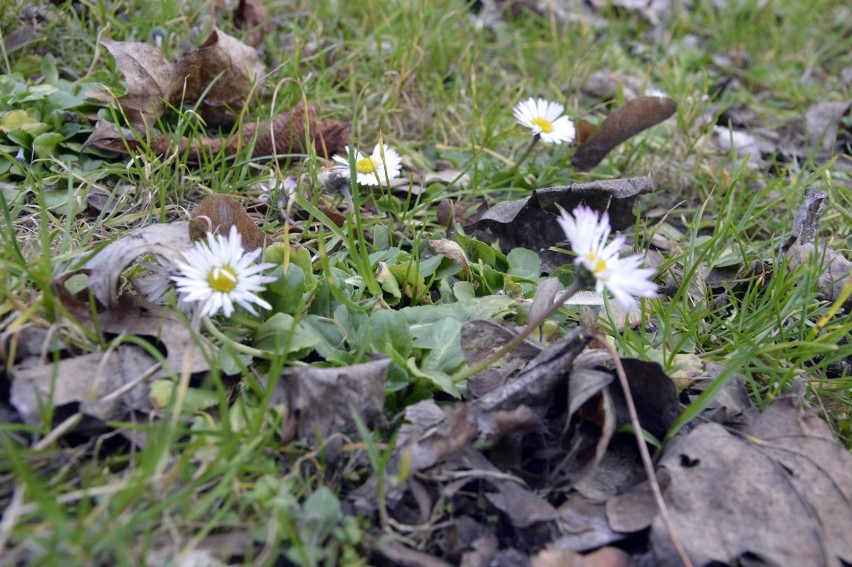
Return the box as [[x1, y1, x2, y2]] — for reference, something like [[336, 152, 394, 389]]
[[208, 266, 237, 293], [531, 117, 554, 133], [587, 253, 607, 274], [356, 157, 378, 174]]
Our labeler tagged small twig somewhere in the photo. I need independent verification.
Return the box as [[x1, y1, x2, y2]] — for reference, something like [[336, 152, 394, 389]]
[[591, 331, 694, 567]]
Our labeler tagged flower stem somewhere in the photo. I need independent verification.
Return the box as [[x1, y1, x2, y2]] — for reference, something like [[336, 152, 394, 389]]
[[509, 134, 540, 181], [453, 278, 585, 382], [202, 316, 270, 359], [591, 332, 695, 567]]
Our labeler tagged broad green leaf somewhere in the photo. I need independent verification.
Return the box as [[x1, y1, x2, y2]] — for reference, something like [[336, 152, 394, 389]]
[[254, 313, 321, 358], [218, 344, 253, 376], [406, 358, 460, 398], [266, 264, 307, 315], [149, 380, 219, 413], [32, 132, 65, 158], [420, 318, 465, 374], [1, 109, 47, 135], [300, 314, 351, 363], [507, 247, 541, 280], [368, 309, 412, 360]]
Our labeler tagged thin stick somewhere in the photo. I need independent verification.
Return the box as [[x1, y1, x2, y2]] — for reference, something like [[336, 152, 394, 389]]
[[592, 331, 694, 567]]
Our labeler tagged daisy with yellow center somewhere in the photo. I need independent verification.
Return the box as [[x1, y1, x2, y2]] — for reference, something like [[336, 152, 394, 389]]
[[332, 142, 402, 187], [171, 225, 276, 318], [557, 206, 657, 311], [513, 97, 576, 144]]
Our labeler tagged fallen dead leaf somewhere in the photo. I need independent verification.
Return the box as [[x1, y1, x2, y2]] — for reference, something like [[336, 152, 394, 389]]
[[429, 239, 474, 282], [85, 102, 349, 161], [10, 344, 158, 426], [785, 241, 852, 308], [468, 176, 653, 269], [572, 97, 677, 171], [233, 0, 273, 48], [102, 28, 264, 128], [554, 361, 616, 488], [805, 101, 851, 153], [275, 357, 390, 445], [614, 395, 852, 566], [533, 546, 632, 567], [190, 194, 267, 250], [461, 320, 542, 397], [784, 187, 825, 248], [59, 221, 191, 310]]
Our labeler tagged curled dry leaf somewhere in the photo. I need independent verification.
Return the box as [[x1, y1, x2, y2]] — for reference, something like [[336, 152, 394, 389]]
[[782, 188, 852, 309], [571, 96, 677, 171], [73, 295, 212, 376], [533, 546, 632, 567], [102, 28, 264, 128], [85, 102, 349, 162], [190, 194, 267, 250], [468, 176, 652, 270], [463, 447, 560, 528], [784, 187, 825, 248], [554, 362, 616, 488], [429, 239, 474, 281], [786, 241, 852, 308], [60, 221, 191, 309]]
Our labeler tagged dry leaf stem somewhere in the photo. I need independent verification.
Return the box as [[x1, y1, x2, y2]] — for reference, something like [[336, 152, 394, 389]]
[[593, 332, 694, 567]]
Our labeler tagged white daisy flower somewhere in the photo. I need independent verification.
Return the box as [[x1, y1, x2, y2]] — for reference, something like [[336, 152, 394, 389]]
[[513, 97, 576, 144], [332, 142, 402, 186], [644, 86, 668, 98], [171, 225, 277, 318], [557, 206, 657, 311]]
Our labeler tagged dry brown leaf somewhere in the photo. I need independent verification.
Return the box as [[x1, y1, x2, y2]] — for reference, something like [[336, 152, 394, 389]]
[[463, 447, 559, 528], [647, 395, 852, 566], [571, 97, 677, 171], [468, 176, 652, 270], [77, 295, 212, 376], [784, 187, 825, 248], [555, 363, 616, 487], [10, 344, 158, 426], [275, 357, 390, 445], [100, 38, 176, 129], [805, 101, 852, 153], [786, 241, 852, 308], [533, 546, 632, 567], [234, 0, 273, 48], [429, 239, 474, 281], [190, 194, 267, 250], [85, 103, 349, 161], [374, 542, 454, 567], [610, 358, 680, 441], [102, 28, 264, 128], [460, 320, 544, 397]]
